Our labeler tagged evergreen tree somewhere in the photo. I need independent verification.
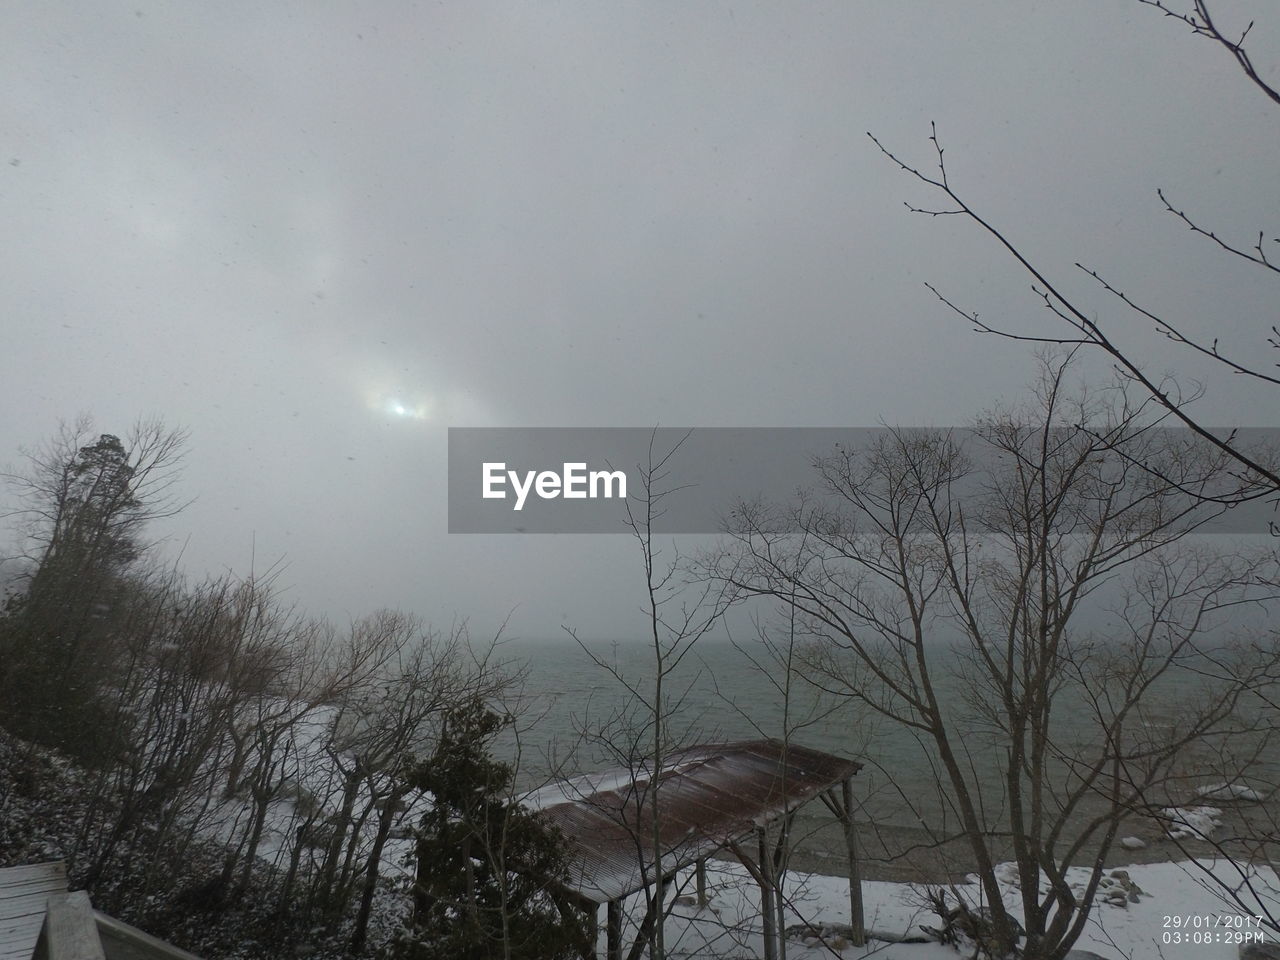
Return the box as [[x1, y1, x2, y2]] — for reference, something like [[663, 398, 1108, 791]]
[[0, 419, 186, 750], [394, 699, 588, 960], [25, 434, 138, 629]]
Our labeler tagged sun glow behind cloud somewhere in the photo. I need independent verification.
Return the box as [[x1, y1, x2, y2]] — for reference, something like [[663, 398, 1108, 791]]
[[370, 392, 432, 421], [350, 349, 495, 427]]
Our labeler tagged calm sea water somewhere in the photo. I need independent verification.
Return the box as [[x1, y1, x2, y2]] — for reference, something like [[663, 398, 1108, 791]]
[[494, 634, 1276, 876], [503, 635, 866, 775]]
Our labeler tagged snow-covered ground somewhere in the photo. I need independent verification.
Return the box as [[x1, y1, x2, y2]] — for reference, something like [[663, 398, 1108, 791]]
[[193, 704, 1276, 958], [633, 857, 1277, 959], [5, 718, 1276, 959]]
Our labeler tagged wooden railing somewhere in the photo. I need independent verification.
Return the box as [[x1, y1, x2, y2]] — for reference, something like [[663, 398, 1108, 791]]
[[34, 889, 202, 960], [93, 909, 203, 960], [37, 891, 102, 960]]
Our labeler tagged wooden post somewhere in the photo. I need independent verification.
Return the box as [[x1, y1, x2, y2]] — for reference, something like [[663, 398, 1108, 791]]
[[606, 900, 622, 960], [695, 858, 707, 907], [757, 827, 776, 960], [841, 778, 865, 947], [40, 891, 106, 960]]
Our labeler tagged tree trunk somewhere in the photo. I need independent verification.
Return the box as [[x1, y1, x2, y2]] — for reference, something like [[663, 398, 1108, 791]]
[[351, 788, 402, 952]]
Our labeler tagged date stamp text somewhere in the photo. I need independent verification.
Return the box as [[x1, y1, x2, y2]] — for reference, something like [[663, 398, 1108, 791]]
[[1160, 914, 1269, 947]]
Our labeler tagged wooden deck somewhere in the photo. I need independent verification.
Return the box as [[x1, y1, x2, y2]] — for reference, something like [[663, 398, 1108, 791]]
[[0, 863, 67, 960], [0, 862, 201, 960]]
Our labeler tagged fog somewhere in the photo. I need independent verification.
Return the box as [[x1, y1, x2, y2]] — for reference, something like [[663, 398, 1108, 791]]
[[3, 2, 1277, 638]]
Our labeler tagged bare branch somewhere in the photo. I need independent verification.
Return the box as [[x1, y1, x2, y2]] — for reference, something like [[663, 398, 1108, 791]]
[[1139, 0, 1280, 106]]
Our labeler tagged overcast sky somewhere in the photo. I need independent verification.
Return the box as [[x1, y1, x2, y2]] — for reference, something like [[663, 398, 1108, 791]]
[[3, 2, 1278, 640]]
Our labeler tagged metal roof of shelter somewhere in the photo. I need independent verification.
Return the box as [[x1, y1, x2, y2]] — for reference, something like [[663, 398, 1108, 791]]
[[532, 739, 862, 905]]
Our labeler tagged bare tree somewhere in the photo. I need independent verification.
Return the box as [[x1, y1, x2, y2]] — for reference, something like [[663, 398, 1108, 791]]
[[564, 431, 730, 960], [1136, 660, 1280, 934], [1140, 0, 1280, 107], [705, 355, 1280, 960], [868, 0, 1280, 504], [61, 566, 310, 907], [346, 619, 517, 951], [708, 600, 860, 959], [213, 587, 328, 903], [868, 4, 1280, 939]]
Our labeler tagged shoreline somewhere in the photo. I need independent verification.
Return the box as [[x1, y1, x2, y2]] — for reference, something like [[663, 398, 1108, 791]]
[[752, 812, 1275, 886]]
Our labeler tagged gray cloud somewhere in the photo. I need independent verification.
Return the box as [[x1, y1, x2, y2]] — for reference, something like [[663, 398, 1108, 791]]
[[3, 2, 1278, 638]]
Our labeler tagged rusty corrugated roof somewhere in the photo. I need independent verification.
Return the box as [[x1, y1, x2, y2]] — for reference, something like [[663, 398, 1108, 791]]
[[533, 739, 862, 904]]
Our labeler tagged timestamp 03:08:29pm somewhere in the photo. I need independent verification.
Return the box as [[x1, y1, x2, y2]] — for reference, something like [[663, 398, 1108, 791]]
[[1161, 913, 1269, 947]]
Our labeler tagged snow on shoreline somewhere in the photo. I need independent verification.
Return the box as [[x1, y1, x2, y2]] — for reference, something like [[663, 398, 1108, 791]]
[[91, 698, 1275, 959], [1160, 805, 1224, 842], [647, 857, 1278, 959], [1196, 783, 1268, 803]]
